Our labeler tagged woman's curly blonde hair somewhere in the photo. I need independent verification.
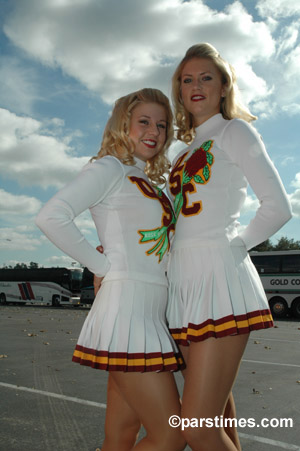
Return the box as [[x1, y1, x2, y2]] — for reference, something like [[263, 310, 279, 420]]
[[172, 43, 257, 144], [92, 88, 173, 186]]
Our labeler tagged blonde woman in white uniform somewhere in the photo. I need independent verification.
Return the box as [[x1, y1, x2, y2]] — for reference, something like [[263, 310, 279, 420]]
[[36, 88, 186, 451], [166, 44, 292, 451]]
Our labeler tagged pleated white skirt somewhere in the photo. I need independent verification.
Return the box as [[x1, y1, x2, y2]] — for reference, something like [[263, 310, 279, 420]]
[[72, 279, 183, 371], [167, 237, 273, 345]]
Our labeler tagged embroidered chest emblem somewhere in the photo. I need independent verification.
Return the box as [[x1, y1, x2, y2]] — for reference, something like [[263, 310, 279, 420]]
[[129, 176, 176, 262], [169, 140, 214, 220]]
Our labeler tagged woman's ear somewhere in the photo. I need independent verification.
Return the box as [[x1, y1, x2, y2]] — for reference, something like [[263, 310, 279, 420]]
[[221, 84, 228, 98]]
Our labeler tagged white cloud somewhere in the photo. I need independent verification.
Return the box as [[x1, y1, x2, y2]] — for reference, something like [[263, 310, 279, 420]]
[[0, 108, 89, 188], [282, 103, 300, 116], [0, 189, 41, 216], [3, 0, 300, 119], [0, 227, 41, 251], [234, 61, 272, 109], [291, 173, 300, 188], [276, 22, 299, 55], [0, 57, 40, 115], [255, 24, 300, 116], [257, 0, 300, 18], [283, 44, 300, 79], [47, 255, 82, 267], [281, 156, 295, 167], [288, 174, 300, 217], [241, 195, 260, 214], [223, 2, 275, 60], [252, 100, 277, 118], [289, 189, 300, 217], [3, 0, 275, 105], [74, 212, 95, 233]]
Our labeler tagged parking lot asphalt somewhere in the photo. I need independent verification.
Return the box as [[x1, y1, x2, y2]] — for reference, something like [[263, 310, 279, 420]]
[[0, 304, 299, 451]]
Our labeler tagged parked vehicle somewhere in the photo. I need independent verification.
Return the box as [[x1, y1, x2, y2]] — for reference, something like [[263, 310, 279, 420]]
[[0, 267, 83, 307], [250, 250, 300, 318], [79, 267, 95, 305]]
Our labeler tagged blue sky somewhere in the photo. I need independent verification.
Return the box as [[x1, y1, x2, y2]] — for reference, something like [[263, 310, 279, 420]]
[[0, 0, 299, 268]]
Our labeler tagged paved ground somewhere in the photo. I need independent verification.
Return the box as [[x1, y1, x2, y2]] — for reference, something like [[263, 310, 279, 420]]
[[0, 304, 299, 451]]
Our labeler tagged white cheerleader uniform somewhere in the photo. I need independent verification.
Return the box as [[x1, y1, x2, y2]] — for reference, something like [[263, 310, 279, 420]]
[[36, 156, 182, 371], [166, 114, 292, 345]]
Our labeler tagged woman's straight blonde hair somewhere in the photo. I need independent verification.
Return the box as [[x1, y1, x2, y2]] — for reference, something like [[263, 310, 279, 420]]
[[92, 88, 173, 186], [172, 43, 257, 143]]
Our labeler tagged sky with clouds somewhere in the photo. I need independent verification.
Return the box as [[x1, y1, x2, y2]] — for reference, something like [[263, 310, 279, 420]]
[[0, 0, 299, 268]]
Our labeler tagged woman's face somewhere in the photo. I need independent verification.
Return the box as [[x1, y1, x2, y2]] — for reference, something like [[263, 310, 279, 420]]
[[129, 102, 167, 162], [180, 57, 225, 127]]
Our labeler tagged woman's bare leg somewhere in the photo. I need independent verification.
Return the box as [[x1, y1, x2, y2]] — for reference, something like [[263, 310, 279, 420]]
[[180, 334, 248, 451], [179, 344, 241, 451], [110, 371, 186, 451], [224, 392, 241, 451], [102, 374, 141, 451]]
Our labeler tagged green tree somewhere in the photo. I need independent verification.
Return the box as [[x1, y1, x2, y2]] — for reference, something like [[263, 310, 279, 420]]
[[274, 237, 300, 250], [251, 236, 300, 252], [14, 263, 28, 269], [250, 239, 273, 252]]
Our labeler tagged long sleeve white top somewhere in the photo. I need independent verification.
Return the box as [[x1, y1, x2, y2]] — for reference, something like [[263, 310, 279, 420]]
[[168, 114, 292, 250], [36, 156, 175, 285]]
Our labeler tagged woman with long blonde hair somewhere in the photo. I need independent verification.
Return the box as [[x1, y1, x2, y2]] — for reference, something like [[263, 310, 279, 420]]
[[36, 88, 186, 451], [167, 43, 292, 450]]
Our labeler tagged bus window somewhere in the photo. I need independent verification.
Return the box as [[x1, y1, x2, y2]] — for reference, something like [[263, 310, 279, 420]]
[[61, 272, 70, 289], [281, 254, 300, 273], [70, 269, 83, 291], [250, 255, 281, 274]]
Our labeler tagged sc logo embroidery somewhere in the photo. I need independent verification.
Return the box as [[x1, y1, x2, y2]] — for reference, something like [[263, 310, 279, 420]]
[[169, 140, 214, 220], [129, 176, 176, 262]]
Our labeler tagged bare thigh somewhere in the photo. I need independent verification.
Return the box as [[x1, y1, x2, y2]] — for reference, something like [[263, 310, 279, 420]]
[[102, 374, 141, 451], [179, 342, 242, 450], [111, 371, 186, 450], [182, 334, 249, 419]]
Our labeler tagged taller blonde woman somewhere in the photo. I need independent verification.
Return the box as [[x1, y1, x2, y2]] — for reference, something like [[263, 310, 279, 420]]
[[36, 88, 186, 451], [167, 43, 292, 451]]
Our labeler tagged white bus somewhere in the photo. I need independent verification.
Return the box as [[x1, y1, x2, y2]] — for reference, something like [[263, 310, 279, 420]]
[[79, 267, 95, 305], [0, 267, 83, 307], [249, 250, 300, 319]]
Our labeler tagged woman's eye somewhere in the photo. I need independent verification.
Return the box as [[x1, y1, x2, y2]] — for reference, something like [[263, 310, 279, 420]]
[[203, 76, 212, 81], [139, 120, 149, 125], [183, 78, 192, 84], [158, 123, 166, 130]]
